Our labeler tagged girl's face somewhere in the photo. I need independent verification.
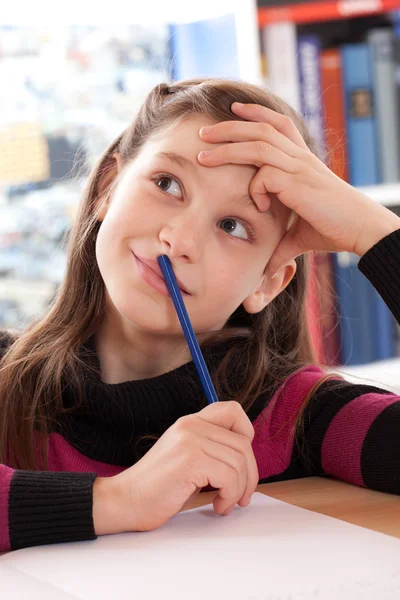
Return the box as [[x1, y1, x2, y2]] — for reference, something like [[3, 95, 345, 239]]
[[95, 115, 294, 338]]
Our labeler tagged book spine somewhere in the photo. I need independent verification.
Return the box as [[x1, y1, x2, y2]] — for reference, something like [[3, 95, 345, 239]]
[[297, 33, 326, 160], [341, 43, 381, 186], [332, 251, 376, 365], [368, 28, 400, 183], [320, 48, 349, 181], [306, 253, 325, 364], [314, 251, 341, 366], [261, 20, 301, 112]]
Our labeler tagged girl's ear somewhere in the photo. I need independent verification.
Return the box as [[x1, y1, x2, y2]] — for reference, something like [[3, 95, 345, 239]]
[[242, 260, 297, 314], [95, 152, 124, 222]]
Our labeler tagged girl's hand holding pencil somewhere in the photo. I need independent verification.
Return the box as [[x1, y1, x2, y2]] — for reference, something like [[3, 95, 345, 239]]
[[93, 401, 258, 535], [198, 102, 400, 278]]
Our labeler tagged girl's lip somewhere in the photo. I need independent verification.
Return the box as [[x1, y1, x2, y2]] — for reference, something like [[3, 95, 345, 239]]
[[134, 253, 191, 295], [132, 253, 191, 298]]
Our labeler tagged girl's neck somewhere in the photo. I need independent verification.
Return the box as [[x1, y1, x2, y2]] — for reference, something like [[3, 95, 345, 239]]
[[94, 323, 192, 384]]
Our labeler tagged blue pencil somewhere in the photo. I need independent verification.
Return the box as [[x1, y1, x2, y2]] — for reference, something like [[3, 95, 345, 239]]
[[157, 255, 219, 404]]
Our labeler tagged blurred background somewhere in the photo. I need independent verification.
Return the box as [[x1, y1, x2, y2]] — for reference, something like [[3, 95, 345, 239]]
[[2, 0, 400, 390]]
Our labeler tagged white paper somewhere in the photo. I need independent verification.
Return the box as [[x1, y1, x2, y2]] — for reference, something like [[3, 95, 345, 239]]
[[1, 492, 400, 599]]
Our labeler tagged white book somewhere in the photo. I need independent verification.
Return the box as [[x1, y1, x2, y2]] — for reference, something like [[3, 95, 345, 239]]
[[261, 20, 301, 112]]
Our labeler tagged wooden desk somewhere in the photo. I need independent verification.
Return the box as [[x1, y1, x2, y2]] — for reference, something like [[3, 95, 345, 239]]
[[183, 476, 400, 539]]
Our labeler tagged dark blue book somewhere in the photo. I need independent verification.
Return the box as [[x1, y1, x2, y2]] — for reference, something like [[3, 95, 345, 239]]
[[332, 251, 395, 365], [368, 285, 396, 361], [332, 252, 374, 365], [297, 33, 325, 160]]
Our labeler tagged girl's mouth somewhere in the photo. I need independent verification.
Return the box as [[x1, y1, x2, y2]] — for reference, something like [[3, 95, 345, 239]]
[[133, 253, 191, 298]]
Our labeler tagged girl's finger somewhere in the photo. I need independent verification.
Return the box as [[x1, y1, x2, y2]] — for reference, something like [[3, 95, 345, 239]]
[[200, 120, 304, 159], [248, 166, 274, 213], [198, 141, 297, 173], [201, 440, 247, 509], [249, 163, 303, 214], [197, 420, 259, 507], [231, 102, 310, 151], [198, 400, 255, 442], [201, 455, 241, 515]]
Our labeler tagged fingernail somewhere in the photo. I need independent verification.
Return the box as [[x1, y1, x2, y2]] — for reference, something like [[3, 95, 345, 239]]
[[232, 102, 244, 108], [200, 126, 211, 136], [198, 150, 211, 159]]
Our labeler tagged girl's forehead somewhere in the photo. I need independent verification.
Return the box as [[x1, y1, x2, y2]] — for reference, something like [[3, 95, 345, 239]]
[[148, 114, 220, 146], [137, 119, 256, 184], [133, 120, 216, 169]]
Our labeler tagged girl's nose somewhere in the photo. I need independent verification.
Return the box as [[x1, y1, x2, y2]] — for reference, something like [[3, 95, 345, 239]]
[[159, 217, 205, 261]]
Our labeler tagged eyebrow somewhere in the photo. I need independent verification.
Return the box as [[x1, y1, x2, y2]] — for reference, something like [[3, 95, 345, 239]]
[[155, 151, 276, 223]]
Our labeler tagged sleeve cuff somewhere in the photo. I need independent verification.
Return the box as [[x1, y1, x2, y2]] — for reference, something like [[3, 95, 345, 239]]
[[9, 470, 97, 550]]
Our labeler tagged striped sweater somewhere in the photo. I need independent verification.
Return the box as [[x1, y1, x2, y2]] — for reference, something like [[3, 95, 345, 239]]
[[1, 229, 400, 552]]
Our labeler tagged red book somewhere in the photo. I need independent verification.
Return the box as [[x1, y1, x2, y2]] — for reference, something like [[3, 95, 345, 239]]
[[306, 251, 341, 366], [320, 48, 349, 182], [306, 252, 325, 364]]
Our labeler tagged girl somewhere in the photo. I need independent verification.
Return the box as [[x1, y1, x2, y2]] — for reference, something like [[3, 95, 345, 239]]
[[1, 78, 400, 552]]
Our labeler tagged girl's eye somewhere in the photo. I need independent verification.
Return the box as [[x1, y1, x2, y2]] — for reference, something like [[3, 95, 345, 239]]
[[219, 218, 254, 242], [154, 175, 182, 197]]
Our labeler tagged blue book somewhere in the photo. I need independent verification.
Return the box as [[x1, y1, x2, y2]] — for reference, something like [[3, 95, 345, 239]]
[[341, 43, 381, 186], [169, 14, 239, 80], [297, 34, 325, 161], [391, 10, 400, 38], [368, 286, 396, 361], [332, 252, 374, 365], [332, 252, 395, 365]]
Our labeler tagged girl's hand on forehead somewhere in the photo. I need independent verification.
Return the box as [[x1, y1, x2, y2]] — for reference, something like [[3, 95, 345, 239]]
[[198, 103, 400, 277]]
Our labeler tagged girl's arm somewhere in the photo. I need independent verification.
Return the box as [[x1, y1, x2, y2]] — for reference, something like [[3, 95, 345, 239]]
[[198, 102, 400, 494], [0, 465, 96, 551], [300, 228, 400, 494]]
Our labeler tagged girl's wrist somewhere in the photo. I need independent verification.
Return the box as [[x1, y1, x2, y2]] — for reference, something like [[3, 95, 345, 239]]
[[93, 475, 131, 536], [354, 207, 400, 257]]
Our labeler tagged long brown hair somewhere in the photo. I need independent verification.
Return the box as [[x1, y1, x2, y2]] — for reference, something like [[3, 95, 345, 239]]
[[0, 78, 344, 470]]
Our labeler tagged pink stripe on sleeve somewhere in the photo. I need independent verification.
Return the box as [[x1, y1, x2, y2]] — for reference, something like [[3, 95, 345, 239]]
[[45, 433, 125, 477], [321, 392, 399, 486], [0, 465, 14, 551], [252, 365, 327, 479]]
